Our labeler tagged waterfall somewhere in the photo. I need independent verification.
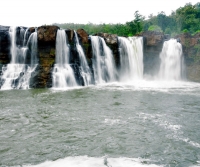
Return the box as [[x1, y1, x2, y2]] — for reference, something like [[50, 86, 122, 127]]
[[74, 31, 92, 86], [27, 32, 38, 68], [90, 36, 116, 84], [118, 37, 143, 82], [0, 27, 38, 89], [159, 39, 184, 80], [52, 29, 77, 88], [23, 28, 29, 46]]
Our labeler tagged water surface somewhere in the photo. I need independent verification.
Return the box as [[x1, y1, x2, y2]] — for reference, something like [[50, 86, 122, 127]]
[[0, 81, 200, 167]]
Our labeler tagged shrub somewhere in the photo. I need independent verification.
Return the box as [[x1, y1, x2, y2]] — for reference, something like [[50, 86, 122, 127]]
[[148, 25, 163, 32]]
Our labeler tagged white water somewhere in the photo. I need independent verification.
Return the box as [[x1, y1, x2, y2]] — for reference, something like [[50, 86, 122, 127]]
[[53, 29, 77, 88], [90, 36, 116, 84], [159, 39, 183, 81], [118, 37, 143, 82], [74, 31, 92, 86], [0, 27, 38, 89], [22, 156, 162, 167]]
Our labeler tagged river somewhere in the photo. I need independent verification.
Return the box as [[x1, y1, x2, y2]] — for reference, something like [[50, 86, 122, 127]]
[[0, 80, 200, 167]]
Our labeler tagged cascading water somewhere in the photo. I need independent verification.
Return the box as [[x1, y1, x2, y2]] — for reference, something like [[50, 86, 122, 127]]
[[118, 37, 143, 82], [90, 36, 116, 84], [52, 29, 77, 88], [27, 31, 38, 68], [74, 31, 92, 86], [23, 28, 29, 46], [159, 39, 184, 80], [0, 27, 38, 89]]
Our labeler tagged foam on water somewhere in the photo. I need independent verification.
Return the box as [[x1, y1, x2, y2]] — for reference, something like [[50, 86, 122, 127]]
[[92, 80, 200, 93], [22, 156, 162, 167]]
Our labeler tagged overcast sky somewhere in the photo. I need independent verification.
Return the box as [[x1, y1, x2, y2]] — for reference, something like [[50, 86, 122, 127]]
[[0, 0, 199, 27]]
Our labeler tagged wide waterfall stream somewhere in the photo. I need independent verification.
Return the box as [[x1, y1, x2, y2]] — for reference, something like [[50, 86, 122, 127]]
[[0, 32, 200, 167], [0, 27, 37, 89]]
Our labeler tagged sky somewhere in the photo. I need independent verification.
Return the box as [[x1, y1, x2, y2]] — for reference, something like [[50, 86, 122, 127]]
[[0, 0, 199, 27]]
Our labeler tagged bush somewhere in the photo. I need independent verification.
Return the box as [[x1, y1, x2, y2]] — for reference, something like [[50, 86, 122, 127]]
[[164, 28, 171, 34], [192, 30, 200, 36], [148, 25, 163, 32], [182, 29, 189, 33]]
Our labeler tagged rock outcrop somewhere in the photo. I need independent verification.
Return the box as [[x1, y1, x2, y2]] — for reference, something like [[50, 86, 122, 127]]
[[142, 31, 165, 76], [77, 29, 89, 44], [176, 32, 200, 81], [0, 26, 11, 67], [30, 26, 59, 88]]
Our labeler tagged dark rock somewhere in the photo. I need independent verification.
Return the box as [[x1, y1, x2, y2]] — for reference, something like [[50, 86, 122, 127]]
[[0, 25, 11, 66], [66, 29, 74, 43]]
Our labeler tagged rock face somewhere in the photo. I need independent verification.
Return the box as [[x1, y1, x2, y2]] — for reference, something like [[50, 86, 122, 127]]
[[176, 32, 200, 81], [142, 31, 165, 77], [77, 29, 89, 44], [0, 26, 11, 68], [30, 26, 59, 88]]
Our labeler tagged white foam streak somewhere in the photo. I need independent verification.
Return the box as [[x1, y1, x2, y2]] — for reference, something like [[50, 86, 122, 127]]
[[22, 156, 162, 167]]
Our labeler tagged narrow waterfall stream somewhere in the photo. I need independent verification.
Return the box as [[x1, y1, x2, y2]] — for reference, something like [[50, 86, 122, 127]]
[[74, 31, 92, 86], [90, 36, 117, 84], [52, 29, 77, 88]]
